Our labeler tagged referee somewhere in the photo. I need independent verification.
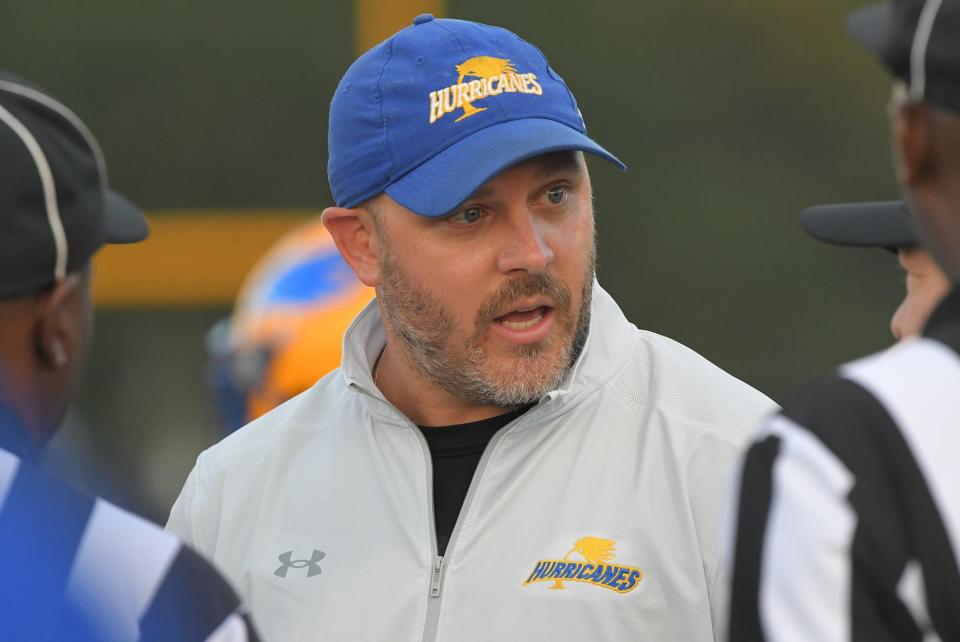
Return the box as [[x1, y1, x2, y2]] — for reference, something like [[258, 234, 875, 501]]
[[728, 2, 960, 641], [0, 71, 258, 640]]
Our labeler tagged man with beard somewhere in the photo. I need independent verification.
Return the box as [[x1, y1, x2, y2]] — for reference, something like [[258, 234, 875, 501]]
[[168, 15, 774, 641]]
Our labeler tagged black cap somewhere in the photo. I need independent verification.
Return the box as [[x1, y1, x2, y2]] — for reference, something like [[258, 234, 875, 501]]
[[848, 0, 960, 115], [801, 201, 918, 250], [0, 71, 148, 300]]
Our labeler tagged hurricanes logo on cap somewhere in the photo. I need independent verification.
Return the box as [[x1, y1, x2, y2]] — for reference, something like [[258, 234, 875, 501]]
[[522, 537, 643, 594], [428, 56, 543, 125]]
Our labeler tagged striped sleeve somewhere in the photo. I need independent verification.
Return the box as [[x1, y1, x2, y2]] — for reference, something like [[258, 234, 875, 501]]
[[843, 338, 960, 641], [0, 451, 258, 642], [728, 371, 958, 641], [729, 412, 857, 642], [139, 544, 258, 642]]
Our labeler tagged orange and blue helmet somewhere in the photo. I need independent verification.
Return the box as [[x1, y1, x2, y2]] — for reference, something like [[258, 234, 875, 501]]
[[208, 219, 373, 433]]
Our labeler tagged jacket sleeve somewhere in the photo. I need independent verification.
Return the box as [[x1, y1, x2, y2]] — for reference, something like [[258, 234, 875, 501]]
[[682, 417, 756, 642], [166, 457, 210, 554]]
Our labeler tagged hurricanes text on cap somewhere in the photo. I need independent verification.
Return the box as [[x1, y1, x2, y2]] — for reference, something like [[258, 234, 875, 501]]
[[0, 71, 148, 300], [327, 15, 625, 218]]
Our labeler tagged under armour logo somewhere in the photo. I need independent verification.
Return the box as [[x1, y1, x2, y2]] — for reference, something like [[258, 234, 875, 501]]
[[274, 549, 325, 578]]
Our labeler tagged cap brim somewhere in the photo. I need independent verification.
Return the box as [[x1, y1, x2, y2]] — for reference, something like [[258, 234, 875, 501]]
[[104, 190, 149, 244], [384, 118, 626, 217], [847, 2, 893, 61], [801, 200, 917, 249]]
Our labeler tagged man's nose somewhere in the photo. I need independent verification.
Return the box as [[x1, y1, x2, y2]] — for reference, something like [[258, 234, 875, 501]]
[[496, 211, 554, 274]]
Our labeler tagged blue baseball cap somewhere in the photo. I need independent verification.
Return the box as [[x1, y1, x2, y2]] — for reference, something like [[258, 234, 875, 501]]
[[327, 14, 625, 217]]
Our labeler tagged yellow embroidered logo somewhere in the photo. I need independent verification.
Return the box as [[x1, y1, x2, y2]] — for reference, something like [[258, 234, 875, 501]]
[[428, 56, 543, 125], [522, 537, 643, 594]]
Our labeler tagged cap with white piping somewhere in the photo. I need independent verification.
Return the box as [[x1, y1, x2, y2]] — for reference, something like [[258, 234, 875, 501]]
[[0, 71, 148, 299], [848, 0, 960, 114]]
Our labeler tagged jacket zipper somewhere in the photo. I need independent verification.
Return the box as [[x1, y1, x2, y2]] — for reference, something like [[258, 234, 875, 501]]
[[430, 556, 445, 597], [415, 418, 522, 642], [358, 384, 531, 642], [410, 424, 442, 642]]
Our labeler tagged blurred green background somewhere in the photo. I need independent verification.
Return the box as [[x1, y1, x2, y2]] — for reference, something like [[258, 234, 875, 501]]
[[1, 0, 903, 521]]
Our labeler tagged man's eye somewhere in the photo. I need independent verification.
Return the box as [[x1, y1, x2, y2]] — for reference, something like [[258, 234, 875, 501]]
[[452, 207, 483, 224], [547, 186, 567, 204]]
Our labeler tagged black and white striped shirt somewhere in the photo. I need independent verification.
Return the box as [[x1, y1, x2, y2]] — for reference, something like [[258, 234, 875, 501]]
[[729, 288, 960, 641], [0, 408, 259, 641]]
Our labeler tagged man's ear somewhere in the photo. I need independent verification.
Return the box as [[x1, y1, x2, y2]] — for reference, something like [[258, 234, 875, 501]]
[[895, 102, 935, 188], [322, 206, 382, 286], [34, 273, 83, 371]]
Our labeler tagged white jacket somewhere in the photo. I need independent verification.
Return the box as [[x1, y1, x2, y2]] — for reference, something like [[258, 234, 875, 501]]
[[168, 284, 775, 642]]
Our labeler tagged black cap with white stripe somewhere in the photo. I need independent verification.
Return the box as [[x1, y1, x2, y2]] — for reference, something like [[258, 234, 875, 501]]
[[848, 0, 960, 115], [0, 71, 148, 300]]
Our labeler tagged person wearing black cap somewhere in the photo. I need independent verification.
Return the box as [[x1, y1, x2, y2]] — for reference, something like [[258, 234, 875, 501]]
[[728, 2, 960, 640], [0, 72, 259, 641], [802, 200, 950, 339]]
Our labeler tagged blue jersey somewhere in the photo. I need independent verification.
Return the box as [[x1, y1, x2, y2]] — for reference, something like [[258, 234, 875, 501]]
[[0, 405, 258, 641]]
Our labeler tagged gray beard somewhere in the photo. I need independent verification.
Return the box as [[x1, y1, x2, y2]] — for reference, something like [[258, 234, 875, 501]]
[[376, 243, 595, 408]]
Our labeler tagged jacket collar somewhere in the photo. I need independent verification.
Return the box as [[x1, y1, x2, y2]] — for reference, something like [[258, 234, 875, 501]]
[[340, 281, 634, 405]]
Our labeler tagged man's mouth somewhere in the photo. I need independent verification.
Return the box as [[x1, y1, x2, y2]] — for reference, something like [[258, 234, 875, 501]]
[[489, 302, 556, 345], [495, 305, 550, 330]]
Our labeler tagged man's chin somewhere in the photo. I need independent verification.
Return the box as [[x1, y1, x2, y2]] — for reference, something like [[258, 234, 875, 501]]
[[479, 352, 570, 402]]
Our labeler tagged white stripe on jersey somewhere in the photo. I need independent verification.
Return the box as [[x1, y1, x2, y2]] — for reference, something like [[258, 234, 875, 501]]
[[205, 612, 250, 642], [0, 449, 20, 509], [760, 415, 857, 642], [844, 338, 960, 574], [896, 560, 941, 642], [66, 498, 181, 641]]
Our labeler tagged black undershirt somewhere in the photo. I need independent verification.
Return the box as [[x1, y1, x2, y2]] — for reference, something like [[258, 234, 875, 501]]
[[419, 405, 531, 556]]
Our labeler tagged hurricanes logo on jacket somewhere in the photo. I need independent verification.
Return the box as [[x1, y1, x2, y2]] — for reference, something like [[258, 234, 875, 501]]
[[428, 56, 543, 124], [522, 537, 643, 594]]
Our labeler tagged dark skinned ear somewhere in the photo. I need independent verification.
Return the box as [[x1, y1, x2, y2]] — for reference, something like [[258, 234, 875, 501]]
[[895, 102, 936, 188], [322, 206, 382, 286], [34, 273, 83, 371]]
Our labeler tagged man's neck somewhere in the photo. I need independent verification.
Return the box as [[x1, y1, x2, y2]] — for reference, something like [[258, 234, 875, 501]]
[[0, 381, 43, 460], [0, 356, 47, 446], [374, 345, 519, 427]]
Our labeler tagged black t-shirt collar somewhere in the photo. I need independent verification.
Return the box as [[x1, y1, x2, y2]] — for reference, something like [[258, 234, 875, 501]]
[[418, 405, 532, 457]]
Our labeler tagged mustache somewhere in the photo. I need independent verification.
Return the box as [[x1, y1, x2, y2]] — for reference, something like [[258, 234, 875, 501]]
[[474, 272, 573, 330]]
